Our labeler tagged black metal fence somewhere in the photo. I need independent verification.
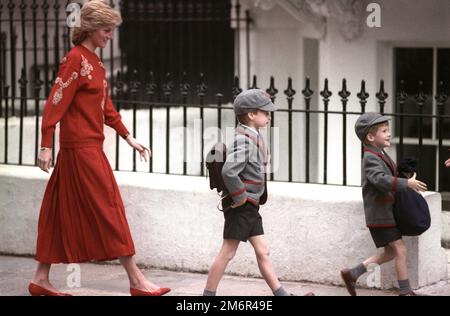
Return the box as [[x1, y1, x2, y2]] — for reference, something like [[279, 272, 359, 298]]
[[3, 68, 450, 192], [2, 1, 450, 192]]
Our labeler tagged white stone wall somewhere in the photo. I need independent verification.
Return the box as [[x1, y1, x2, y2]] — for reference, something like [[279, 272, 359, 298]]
[[0, 164, 447, 289]]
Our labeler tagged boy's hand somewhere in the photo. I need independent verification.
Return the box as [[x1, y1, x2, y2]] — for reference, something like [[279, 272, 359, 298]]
[[231, 198, 247, 208], [407, 173, 427, 192]]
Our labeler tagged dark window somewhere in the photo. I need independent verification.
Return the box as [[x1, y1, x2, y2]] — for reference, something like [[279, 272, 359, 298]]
[[400, 145, 436, 191], [394, 48, 433, 138], [437, 48, 450, 139], [119, 0, 235, 103], [438, 146, 450, 191], [394, 47, 450, 192], [0, 32, 5, 88], [437, 49, 450, 192]]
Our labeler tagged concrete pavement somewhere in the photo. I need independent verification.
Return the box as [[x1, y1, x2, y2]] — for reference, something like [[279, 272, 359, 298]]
[[1, 254, 449, 296]]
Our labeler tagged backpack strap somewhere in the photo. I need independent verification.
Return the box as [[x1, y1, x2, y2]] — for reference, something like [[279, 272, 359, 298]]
[[217, 193, 232, 212]]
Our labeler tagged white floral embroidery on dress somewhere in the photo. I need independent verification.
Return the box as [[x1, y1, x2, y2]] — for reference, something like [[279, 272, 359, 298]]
[[80, 54, 93, 80], [60, 56, 67, 64], [98, 61, 105, 69], [52, 72, 79, 105], [101, 79, 107, 109]]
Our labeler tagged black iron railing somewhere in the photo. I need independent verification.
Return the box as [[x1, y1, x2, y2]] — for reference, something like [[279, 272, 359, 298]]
[[2, 1, 450, 192], [3, 69, 450, 191]]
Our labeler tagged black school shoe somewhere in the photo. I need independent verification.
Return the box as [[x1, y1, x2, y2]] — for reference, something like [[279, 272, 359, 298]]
[[340, 268, 357, 296]]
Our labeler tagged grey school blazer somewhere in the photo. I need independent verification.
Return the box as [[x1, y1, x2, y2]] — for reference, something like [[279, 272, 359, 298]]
[[361, 144, 408, 227], [222, 124, 268, 206]]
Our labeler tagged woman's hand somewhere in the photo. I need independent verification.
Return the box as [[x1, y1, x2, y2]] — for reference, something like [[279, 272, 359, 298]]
[[444, 149, 450, 167], [125, 135, 151, 162], [37, 148, 52, 173], [445, 154, 450, 168], [445, 158, 450, 168]]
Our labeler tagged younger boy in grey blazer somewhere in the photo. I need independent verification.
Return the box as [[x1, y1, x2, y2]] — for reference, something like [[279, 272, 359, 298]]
[[340, 112, 427, 296]]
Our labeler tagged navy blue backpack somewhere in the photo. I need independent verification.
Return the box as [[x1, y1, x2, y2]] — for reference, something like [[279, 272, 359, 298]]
[[393, 157, 431, 236], [394, 188, 431, 236]]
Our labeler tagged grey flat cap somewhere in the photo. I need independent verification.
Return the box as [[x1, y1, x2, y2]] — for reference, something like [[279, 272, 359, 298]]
[[233, 89, 277, 115], [355, 112, 391, 141]]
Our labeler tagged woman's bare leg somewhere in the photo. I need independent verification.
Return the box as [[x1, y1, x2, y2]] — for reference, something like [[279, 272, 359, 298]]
[[31, 262, 60, 292], [119, 256, 162, 291]]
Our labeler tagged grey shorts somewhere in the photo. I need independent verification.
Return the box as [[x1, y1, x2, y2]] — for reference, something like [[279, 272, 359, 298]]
[[369, 227, 402, 248], [223, 202, 264, 242]]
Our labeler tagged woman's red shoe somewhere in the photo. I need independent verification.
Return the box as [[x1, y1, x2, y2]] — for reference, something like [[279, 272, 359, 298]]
[[130, 287, 171, 296], [28, 283, 72, 296]]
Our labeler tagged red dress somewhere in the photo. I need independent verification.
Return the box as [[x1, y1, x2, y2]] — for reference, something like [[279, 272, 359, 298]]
[[36, 45, 135, 263]]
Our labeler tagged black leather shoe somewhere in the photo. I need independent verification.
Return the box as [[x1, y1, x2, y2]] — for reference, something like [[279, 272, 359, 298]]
[[340, 269, 357, 296]]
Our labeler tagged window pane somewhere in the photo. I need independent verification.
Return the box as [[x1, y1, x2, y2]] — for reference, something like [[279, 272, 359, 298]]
[[437, 48, 450, 139], [439, 146, 450, 191], [119, 0, 234, 104], [396, 144, 436, 191], [395, 48, 433, 138]]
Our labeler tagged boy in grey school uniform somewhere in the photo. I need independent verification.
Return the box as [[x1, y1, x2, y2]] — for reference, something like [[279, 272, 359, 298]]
[[340, 112, 427, 296], [203, 89, 314, 297]]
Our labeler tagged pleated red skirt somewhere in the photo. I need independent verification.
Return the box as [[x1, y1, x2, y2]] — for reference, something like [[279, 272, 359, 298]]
[[35, 144, 135, 264]]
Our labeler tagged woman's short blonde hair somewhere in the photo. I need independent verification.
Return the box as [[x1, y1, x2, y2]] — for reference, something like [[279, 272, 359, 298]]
[[71, 0, 122, 46]]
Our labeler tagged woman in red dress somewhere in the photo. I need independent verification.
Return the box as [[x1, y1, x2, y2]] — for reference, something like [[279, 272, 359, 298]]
[[28, 0, 170, 296]]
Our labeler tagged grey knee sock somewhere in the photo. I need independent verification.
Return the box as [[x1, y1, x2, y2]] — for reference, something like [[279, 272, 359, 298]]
[[203, 289, 216, 296], [273, 286, 289, 296], [398, 279, 411, 295], [349, 263, 367, 281]]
